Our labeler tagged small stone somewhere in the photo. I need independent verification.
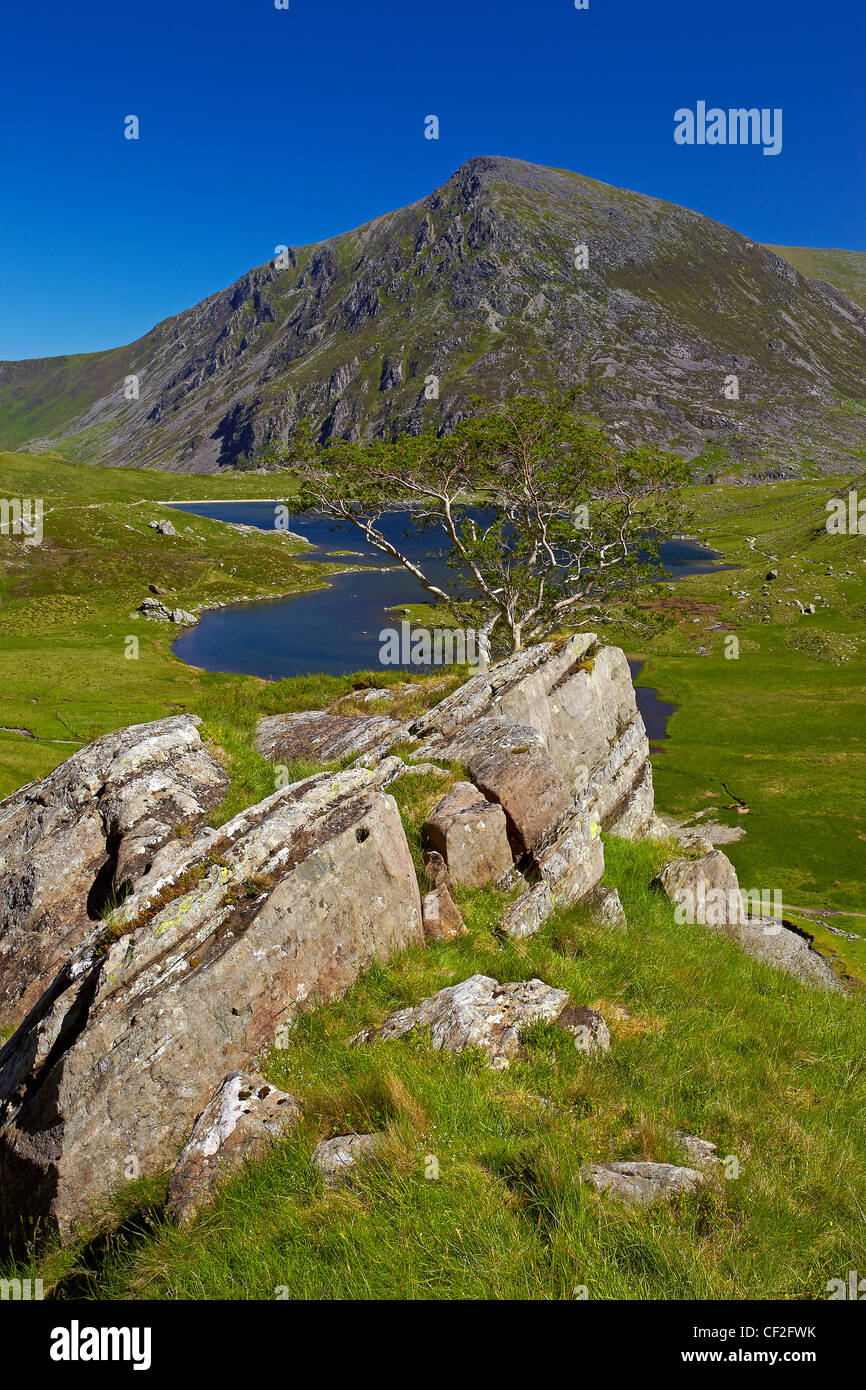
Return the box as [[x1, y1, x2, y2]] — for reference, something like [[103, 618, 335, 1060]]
[[312, 1133, 383, 1186], [584, 884, 627, 929], [672, 1131, 720, 1169], [422, 886, 465, 940], [556, 1004, 611, 1055]]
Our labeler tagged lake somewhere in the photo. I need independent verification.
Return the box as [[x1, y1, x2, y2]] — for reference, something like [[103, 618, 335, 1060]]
[[168, 499, 719, 745]]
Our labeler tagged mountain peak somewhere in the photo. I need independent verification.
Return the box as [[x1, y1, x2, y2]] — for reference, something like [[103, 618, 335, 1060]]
[[1, 161, 864, 473]]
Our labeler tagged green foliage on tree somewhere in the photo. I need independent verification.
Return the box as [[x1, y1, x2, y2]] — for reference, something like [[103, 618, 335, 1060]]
[[276, 393, 691, 656]]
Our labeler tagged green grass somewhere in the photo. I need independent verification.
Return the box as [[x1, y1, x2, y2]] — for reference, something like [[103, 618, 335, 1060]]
[[10, 834, 864, 1302], [598, 474, 866, 977]]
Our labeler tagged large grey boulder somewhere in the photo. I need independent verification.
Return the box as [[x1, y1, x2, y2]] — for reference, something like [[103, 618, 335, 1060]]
[[0, 716, 229, 1027], [0, 763, 423, 1248], [423, 781, 513, 887], [653, 850, 842, 990], [166, 1072, 302, 1226], [353, 974, 607, 1070], [580, 1160, 706, 1206], [408, 635, 656, 838], [254, 710, 401, 764], [653, 850, 745, 926]]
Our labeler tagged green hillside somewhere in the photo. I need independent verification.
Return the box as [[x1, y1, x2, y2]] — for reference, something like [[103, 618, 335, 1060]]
[[765, 245, 866, 310]]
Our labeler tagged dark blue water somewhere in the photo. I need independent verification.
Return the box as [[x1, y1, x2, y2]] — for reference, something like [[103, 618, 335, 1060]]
[[628, 659, 677, 742], [168, 503, 723, 687]]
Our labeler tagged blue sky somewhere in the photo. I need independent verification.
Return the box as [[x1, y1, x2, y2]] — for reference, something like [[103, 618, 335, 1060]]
[[1, 0, 863, 359]]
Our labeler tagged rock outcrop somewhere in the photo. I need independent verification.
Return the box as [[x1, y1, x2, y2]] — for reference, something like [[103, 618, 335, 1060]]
[[0, 635, 843, 1249], [408, 635, 658, 840], [653, 850, 746, 926], [0, 715, 229, 1027], [0, 761, 423, 1247], [166, 1072, 302, 1226], [653, 850, 843, 990], [352, 974, 609, 1070]]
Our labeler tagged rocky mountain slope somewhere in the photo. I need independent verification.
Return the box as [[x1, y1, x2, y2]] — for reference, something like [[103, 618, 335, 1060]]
[[1, 157, 864, 474], [765, 245, 866, 312]]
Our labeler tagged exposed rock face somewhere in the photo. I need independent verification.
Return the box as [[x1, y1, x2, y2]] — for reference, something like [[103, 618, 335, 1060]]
[[499, 883, 556, 939], [653, 850, 843, 990], [409, 635, 656, 841], [653, 850, 745, 926], [720, 916, 844, 991], [465, 737, 573, 856], [0, 716, 229, 1026], [536, 809, 605, 905], [580, 1160, 706, 1206], [138, 597, 196, 624], [423, 782, 513, 887], [0, 763, 423, 1247], [312, 1133, 383, 1187], [254, 710, 401, 764], [166, 1072, 302, 1226], [353, 974, 606, 1071], [421, 885, 465, 940]]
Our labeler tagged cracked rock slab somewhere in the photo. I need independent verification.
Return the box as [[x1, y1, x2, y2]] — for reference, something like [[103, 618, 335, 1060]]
[[499, 882, 556, 939], [254, 710, 402, 763], [0, 715, 229, 1024], [580, 1160, 705, 1206], [0, 764, 423, 1249], [409, 635, 657, 839]]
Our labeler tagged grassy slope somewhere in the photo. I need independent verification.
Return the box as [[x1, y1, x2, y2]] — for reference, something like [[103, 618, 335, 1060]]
[[1, 451, 864, 1299], [764, 245, 866, 311], [11, 828, 864, 1301], [603, 477, 866, 974]]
